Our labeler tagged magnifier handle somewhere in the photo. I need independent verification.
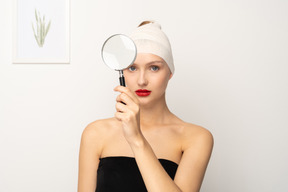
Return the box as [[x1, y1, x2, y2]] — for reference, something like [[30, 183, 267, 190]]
[[119, 70, 126, 87], [119, 76, 126, 87], [118, 70, 126, 105]]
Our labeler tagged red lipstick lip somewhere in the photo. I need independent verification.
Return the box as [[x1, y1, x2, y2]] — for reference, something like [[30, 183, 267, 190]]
[[135, 89, 151, 97]]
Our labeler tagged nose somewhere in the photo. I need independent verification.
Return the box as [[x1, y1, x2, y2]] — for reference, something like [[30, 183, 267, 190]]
[[137, 70, 148, 87]]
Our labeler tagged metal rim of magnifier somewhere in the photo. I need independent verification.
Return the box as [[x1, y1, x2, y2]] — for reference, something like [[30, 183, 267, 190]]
[[101, 34, 137, 71]]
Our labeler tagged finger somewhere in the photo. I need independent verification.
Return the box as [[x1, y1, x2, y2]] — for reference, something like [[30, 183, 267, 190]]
[[116, 94, 127, 106], [116, 94, 124, 102], [116, 92, 136, 106], [114, 86, 139, 104], [115, 111, 124, 121], [115, 101, 126, 112]]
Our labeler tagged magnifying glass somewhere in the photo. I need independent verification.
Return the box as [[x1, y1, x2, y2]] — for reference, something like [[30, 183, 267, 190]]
[[101, 34, 137, 87]]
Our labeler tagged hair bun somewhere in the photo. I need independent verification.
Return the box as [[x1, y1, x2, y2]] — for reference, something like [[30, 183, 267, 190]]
[[138, 21, 161, 29]]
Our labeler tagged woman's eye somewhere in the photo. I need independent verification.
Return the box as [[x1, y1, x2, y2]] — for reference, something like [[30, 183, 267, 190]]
[[151, 66, 159, 71], [129, 66, 136, 71]]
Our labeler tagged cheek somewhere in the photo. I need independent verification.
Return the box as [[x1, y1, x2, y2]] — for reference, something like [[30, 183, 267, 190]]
[[152, 74, 170, 88], [123, 72, 136, 87]]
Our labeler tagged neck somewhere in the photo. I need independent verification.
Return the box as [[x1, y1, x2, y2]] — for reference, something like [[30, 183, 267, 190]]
[[139, 94, 172, 127]]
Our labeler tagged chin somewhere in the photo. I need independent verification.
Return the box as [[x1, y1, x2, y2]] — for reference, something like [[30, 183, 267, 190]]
[[138, 95, 163, 107], [138, 97, 153, 106]]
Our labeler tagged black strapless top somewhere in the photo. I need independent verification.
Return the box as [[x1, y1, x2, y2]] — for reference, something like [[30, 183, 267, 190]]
[[95, 156, 178, 192]]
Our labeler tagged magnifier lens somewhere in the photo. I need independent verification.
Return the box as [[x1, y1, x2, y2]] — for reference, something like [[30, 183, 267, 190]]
[[101, 34, 137, 71]]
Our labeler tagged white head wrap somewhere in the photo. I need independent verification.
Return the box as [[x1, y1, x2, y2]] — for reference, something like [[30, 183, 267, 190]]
[[129, 22, 174, 74]]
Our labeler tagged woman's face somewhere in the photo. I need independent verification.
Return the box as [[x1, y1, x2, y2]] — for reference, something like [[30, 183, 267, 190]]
[[124, 53, 172, 106]]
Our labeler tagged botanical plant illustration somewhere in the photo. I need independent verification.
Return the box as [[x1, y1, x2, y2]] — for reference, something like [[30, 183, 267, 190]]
[[32, 9, 51, 47]]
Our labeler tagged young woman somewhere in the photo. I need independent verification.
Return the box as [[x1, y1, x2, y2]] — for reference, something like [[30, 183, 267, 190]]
[[78, 21, 214, 192]]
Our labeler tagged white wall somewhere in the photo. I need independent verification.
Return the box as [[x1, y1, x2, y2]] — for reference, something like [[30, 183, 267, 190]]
[[1, 0, 287, 191]]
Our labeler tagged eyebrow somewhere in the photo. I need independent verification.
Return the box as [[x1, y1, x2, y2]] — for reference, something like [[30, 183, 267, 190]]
[[134, 60, 165, 65]]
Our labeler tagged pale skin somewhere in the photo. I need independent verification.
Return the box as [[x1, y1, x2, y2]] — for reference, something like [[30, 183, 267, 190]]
[[78, 53, 214, 192]]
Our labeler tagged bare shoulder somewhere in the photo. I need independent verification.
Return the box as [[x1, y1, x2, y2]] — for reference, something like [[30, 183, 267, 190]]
[[80, 118, 119, 154], [183, 122, 213, 139], [180, 121, 214, 150], [82, 117, 118, 139]]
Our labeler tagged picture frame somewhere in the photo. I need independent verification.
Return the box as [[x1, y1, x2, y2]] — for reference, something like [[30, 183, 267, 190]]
[[13, 0, 70, 63]]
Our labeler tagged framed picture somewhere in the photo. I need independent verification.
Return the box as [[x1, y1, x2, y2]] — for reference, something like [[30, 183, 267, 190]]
[[13, 0, 70, 63]]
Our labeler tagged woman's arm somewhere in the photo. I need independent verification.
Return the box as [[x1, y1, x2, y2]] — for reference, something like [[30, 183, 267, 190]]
[[78, 122, 103, 192], [114, 86, 214, 192], [130, 136, 183, 192], [130, 127, 213, 192], [173, 127, 214, 191]]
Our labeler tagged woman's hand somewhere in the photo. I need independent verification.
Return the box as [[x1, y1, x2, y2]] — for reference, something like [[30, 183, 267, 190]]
[[114, 86, 143, 145]]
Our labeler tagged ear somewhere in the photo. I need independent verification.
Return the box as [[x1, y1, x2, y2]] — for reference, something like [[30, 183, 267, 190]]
[[169, 72, 173, 80]]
